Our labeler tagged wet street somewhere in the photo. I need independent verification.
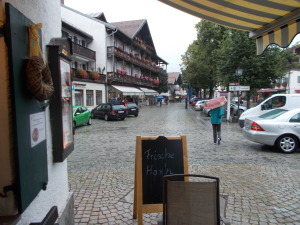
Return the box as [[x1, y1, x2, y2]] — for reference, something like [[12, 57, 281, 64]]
[[68, 102, 300, 225]]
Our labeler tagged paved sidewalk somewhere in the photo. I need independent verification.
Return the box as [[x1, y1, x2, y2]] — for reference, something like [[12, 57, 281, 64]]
[[68, 102, 300, 225]]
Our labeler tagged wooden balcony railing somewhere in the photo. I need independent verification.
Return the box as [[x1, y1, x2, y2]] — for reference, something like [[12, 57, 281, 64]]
[[72, 42, 96, 60], [106, 72, 159, 87], [107, 46, 164, 73], [71, 68, 106, 82]]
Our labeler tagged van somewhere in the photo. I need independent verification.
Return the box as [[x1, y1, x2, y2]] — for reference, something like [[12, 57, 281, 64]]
[[239, 94, 300, 128]]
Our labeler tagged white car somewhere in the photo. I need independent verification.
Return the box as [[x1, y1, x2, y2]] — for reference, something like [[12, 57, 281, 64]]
[[195, 100, 209, 111], [243, 108, 300, 153]]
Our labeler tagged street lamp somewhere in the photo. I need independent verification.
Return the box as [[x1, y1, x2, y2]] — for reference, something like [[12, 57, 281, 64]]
[[235, 67, 243, 113]]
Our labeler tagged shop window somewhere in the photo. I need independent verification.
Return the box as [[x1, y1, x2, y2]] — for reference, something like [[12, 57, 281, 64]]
[[75, 89, 83, 105], [86, 90, 94, 106], [96, 90, 102, 105]]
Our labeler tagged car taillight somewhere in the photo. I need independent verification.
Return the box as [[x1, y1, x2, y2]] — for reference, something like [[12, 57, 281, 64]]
[[251, 122, 265, 131], [111, 110, 116, 114]]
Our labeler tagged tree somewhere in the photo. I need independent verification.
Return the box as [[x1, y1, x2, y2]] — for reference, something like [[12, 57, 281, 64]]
[[181, 21, 229, 98], [182, 20, 297, 107], [156, 71, 168, 94]]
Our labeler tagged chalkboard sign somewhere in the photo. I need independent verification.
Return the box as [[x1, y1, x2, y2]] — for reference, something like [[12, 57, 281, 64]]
[[133, 136, 188, 225]]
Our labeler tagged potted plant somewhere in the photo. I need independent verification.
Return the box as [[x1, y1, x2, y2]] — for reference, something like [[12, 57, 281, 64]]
[[77, 68, 88, 78], [90, 71, 100, 80]]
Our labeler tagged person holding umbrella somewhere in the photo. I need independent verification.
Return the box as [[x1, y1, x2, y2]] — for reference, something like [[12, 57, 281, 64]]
[[204, 96, 227, 145]]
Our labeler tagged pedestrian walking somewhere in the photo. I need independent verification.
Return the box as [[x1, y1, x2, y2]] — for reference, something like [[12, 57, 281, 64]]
[[210, 106, 223, 145], [204, 96, 227, 145]]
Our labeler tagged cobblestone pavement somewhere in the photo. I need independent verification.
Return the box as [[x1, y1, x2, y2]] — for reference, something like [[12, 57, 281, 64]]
[[68, 102, 300, 225]]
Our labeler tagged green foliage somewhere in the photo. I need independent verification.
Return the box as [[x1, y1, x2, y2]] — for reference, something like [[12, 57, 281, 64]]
[[181, 20, 298, 100], [156, 71, 168, 93]]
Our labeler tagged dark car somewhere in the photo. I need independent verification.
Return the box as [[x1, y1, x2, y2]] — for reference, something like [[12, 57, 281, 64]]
[[91, 103, 128, 121], [125, 102, 139, 117]]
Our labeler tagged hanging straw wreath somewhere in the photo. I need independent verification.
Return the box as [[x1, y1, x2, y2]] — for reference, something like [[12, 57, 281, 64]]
[[26, 23, 54, 101], [26, 56, 54, 101]]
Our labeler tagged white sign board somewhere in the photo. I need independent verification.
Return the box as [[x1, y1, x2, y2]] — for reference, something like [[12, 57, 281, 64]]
[[229, 86, 250, 91]]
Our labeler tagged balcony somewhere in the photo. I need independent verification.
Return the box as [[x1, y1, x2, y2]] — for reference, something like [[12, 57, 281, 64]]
[[107, 72, 159, 88], [71, 68, 106, 83], [107, 46, 163, 73], [72, 42, 96, 61]]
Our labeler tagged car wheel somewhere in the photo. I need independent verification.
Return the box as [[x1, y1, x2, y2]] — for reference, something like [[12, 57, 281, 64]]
[[236, 109, 244, 117], [120, 117, 125, 120], [104, 114, 109, 121], [276, 135, 299, 153], [87, 117, 92, 125], [134, 114, 138, 117]]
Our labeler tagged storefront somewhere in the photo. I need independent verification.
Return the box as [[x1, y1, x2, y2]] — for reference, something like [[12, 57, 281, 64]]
[[108, 85, 144, 104], [73, 81, 105, 110], [139, 87, 159, 105]]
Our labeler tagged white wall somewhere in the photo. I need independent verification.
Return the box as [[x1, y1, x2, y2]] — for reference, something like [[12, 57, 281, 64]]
[[73, 81, 106, 110], [61, 5, 107, 73], [3, 0, 71, 224], [289, 70, 300, 94]]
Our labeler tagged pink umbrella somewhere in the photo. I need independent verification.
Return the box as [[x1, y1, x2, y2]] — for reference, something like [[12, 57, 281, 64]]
[[204, 96, 227, 109]]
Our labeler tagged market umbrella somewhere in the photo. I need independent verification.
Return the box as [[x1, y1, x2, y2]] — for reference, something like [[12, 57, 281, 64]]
[[204, 96, 227, 110], [157, 96, 163, 99]]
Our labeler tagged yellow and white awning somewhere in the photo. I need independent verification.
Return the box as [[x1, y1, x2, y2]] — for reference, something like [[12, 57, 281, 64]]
[[157, 0, 300, 54]]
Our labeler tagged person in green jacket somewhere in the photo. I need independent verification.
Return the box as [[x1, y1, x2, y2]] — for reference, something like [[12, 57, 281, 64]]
[[210, 106, 223, 145]]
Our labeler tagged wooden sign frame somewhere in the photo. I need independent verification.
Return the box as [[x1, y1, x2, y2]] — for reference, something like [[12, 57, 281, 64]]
[[133, 136, 188, 225]]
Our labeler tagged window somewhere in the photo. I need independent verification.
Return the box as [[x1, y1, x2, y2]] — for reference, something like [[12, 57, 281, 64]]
[[290, 113, 300, 123], [75, 90, 83, 106], [96, 90, 102, 105], [86, 90, 94, 106], [262, 96, 286, 110], [259, 109, 288, 119], [81, 40, 86, 47]]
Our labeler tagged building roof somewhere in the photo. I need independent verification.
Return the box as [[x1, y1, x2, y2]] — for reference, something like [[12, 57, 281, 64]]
[[86, 12, 107, 23], [168, 72, 180, 85], [110, 19, 146, 38]]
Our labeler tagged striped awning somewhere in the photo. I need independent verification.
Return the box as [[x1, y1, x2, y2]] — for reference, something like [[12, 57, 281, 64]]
[[157, 0, 300, 54]]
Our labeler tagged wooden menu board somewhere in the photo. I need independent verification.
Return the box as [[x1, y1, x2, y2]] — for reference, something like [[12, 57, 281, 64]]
[[133, 136, 188, 225]]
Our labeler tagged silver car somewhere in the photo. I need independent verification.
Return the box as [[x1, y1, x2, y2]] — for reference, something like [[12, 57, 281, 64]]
[[195, 100, 209, 111], [203, 104, 247, 117], [243, 108, 300, 153]]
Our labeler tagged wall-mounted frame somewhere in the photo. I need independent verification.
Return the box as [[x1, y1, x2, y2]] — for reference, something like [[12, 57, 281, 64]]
[[48, 38, 74, 162]]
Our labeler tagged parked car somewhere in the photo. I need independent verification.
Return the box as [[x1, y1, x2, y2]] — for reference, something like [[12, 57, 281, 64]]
[[195, 100, 209, 111], [189, 97, 202, 105], [126, 102, 139, 117], [243, 108, 300, 153], [191, 98, 204, 106], [91, 103, 128, 121], [232, 97, 243, 105], [230, 104, 247, 117], [239, 94, 300, 128], [73, 105, 92, 127], [203, 104, 246, 117]]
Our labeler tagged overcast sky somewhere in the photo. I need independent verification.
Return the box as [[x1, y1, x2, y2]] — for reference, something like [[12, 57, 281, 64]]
[[64, 0, 200, 72]]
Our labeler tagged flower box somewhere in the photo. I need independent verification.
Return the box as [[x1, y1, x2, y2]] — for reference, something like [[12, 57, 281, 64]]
[[90, 71, 100, 80], [77, 68, 88, 78]]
